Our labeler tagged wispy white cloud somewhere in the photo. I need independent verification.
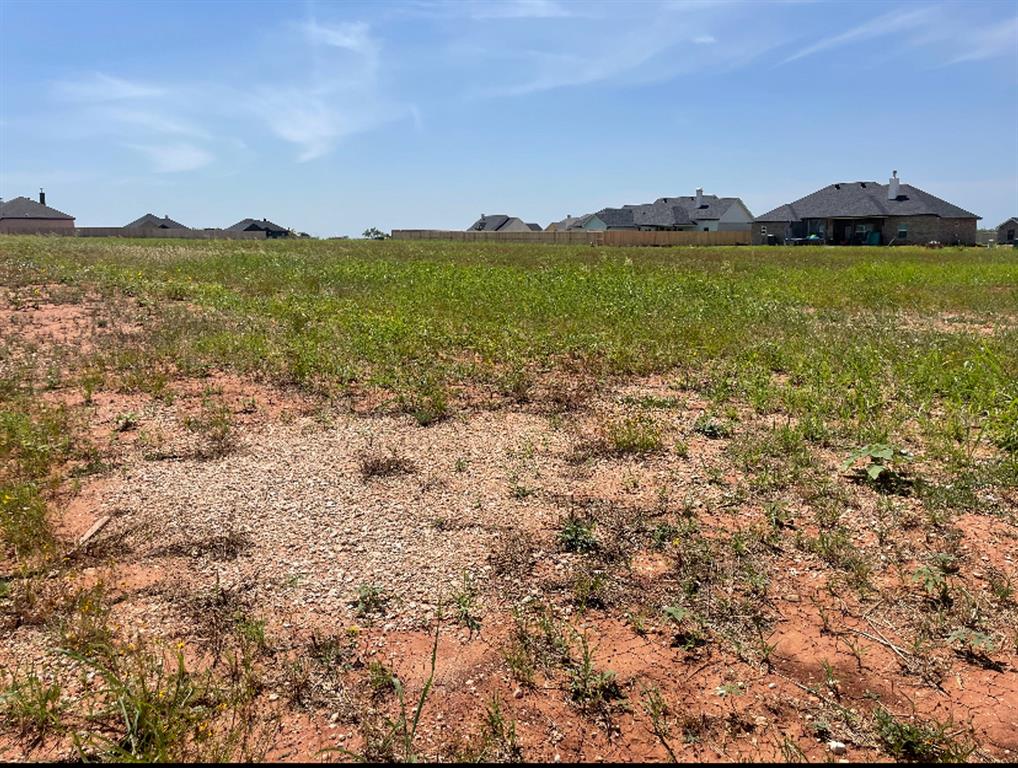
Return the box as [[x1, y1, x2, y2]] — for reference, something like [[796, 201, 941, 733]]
[[301, 19, 377, 53], [126, 142, 214, 173], [98, 106, 211, 139], [251, 17, 415, 161], [53, 73, 164, 102], [467, 0, 573, 19], [781, 6, 933, 64], [470, 1, 786, 96], [51, 74, 220, 171], [948, 16, 1018, 64], [779, 5, 1018, 68], [47, 16, 413, 166]]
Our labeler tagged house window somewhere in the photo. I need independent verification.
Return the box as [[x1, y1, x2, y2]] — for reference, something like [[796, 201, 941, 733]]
[[897, 223, 908, 239], [855, 223, 867, 234], [760, 226, 768, 235], [703, 227, 709, 232], [1008, 228, 1015, 242]]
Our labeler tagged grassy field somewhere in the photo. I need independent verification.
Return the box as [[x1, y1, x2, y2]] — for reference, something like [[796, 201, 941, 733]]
[[1, 236, 1017, 761]]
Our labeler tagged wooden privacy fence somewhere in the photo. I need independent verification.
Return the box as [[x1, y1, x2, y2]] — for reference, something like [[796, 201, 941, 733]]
[[75, 227, 266, 240], [391, 229, 751, 246], [600, 230, 750, 246], [392, 229, 599, 244]]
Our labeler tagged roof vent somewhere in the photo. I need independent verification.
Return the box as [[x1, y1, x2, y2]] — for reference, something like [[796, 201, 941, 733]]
[[695, 188, 704, 208], [39, 188, 46, 206], [834, 184, 841, 190], [860, 183, 867, 189], [888, 170, 900, 200]]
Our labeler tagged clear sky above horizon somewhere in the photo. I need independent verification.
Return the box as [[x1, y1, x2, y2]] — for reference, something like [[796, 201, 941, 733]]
[[2, 0, 1016, 236]]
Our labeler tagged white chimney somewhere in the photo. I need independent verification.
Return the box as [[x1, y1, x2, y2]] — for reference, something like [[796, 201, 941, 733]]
[[888, 170, 900, 200], [695, 187, 704, 207]]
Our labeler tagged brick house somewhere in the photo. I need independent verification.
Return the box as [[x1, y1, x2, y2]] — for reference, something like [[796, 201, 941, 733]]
[[752, 172, 979, 246], [0, 190, 75, 234], [996, 217, 1018, 246]]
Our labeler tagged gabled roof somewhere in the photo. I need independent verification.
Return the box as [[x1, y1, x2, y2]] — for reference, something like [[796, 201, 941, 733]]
[[525, 222, 542, 231], [589, 207, 635, 228], [631, 202, 693, 228], [589, 194, 749, 229], [650, 195, 742, 221], [468, 214, 510, 231], [126, 213, 188, 229], [755, 182, 979, 222], [549, 215, 585, 231], [996, 217, 1018, 229], [0, 196, 75, 221], [227, 217, 288, 232]]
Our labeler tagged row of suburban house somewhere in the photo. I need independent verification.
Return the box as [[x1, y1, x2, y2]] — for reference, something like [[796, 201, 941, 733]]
[[470, 172, 1015, 247], [0, 193, 303, 239]]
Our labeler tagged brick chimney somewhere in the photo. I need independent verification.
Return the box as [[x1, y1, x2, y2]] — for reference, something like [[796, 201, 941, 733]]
[[39, 188, 46, 206]]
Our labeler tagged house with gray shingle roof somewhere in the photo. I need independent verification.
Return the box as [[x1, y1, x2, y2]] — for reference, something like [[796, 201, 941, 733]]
[[557, 189, 753, 233], [0, 191, 75, 234], [227, 217, 290, 238], [467, 214, 539, 233], [753, 172, 980, 246], [545, 215, 583, 232], [995, 217, 1017, 246], [126, 213, 188, 230]]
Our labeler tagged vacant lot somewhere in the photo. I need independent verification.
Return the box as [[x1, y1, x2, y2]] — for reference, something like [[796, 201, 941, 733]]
[[1, 236, 1016, 762]]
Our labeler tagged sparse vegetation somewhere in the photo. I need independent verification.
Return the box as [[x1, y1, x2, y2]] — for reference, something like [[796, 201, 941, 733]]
[[1, 238, 1016, 762], [604, 414, 664, 456], [873, 707, 974, 763]]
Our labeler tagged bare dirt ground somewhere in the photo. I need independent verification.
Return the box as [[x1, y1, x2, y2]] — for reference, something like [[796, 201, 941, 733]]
[[2, 289, 1016, 763]]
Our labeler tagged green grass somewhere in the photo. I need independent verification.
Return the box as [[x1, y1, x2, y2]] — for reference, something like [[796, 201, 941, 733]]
[[2, 238, 1015, 445]]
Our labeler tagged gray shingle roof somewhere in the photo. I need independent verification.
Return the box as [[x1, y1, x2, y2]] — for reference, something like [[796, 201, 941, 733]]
[[631, 202, 693, 228], [126, 213, 188, 229], [0, 196, 74, 220], [525, 222, 542, 231], [996, 217, 1018, 229], [650, 195, 740, 221], [755, 182, 979, 222], [468, 214, 510, 231], [590, 208, 636, 228], [583, 194, 748, 229], [549, 215, 584, 230], [227, 218, 288, 232]]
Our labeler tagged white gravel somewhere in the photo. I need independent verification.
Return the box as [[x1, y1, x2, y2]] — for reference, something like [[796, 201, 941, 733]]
[[102, 411, 576, 628]]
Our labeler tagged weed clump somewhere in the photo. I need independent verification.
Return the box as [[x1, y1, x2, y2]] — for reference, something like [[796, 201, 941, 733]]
[[605, 414, 663, 456], [557, 513, 598, 554], [873, 707, 974, 763]]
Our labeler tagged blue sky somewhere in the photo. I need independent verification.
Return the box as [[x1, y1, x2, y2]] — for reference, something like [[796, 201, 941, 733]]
[[2, 0, 1016, 236]]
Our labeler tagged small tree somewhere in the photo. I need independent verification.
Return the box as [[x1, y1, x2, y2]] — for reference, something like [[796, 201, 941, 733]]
[[363, 227, 389, 240]]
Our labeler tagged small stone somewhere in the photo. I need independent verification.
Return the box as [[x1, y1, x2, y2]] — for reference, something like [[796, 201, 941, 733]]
[[268, 693, 279, 702], [785, 593, 800, 603], [513, 687, 523, 699], [828, 740, 847, 755]]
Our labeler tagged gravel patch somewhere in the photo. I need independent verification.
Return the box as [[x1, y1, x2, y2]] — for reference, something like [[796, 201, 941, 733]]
[[102, 411, 576, 629]]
